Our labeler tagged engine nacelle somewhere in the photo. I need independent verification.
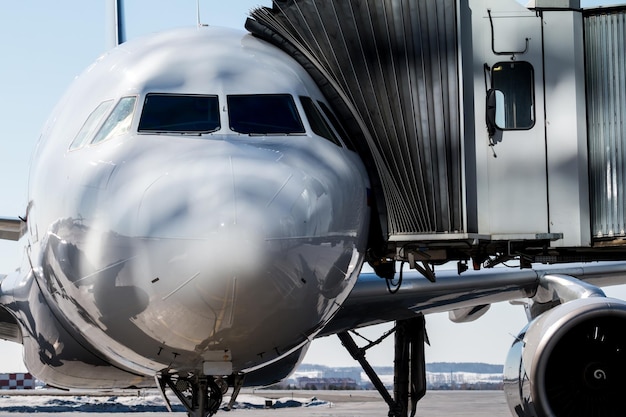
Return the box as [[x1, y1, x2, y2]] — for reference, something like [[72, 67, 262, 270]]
[[504, 297, 626, 417]]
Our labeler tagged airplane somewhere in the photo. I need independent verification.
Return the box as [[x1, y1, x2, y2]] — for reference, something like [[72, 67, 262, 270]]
[[1, 1, 626, 416]]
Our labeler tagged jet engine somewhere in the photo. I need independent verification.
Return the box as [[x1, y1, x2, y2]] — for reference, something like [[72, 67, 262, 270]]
[[504, 297, 626, 417]]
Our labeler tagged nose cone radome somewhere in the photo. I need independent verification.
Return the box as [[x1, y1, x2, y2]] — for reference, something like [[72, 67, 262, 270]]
[[105, 141, 368, 368]]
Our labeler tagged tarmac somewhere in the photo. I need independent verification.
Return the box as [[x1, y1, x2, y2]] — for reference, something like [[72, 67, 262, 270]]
[[0, 390, 512, 416], [234, 390, 511, 416]]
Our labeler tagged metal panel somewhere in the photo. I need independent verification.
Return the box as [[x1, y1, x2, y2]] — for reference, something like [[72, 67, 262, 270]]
[[585, 8, 626, 238], [467, 0, 548, 237], [542, 9, 590, 248], [249, 0, 463, 236]]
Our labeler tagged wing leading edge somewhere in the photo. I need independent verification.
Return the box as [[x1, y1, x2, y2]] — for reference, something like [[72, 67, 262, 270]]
[[321, 262, 626, 336]]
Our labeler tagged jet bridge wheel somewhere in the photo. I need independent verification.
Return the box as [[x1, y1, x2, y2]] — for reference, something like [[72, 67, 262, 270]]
[[158, 373, 224, 417], [338, 316, 427, 417]]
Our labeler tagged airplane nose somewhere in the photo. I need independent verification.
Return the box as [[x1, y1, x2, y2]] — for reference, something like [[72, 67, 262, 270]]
[[131, 149, 294, 278], [112, 142, 360, 360], [132, 146, 331, 240], [131, 144, 330, 238]]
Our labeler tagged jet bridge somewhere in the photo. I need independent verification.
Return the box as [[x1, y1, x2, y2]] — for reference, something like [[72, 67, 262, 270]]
[[247, 0, 626, 269]]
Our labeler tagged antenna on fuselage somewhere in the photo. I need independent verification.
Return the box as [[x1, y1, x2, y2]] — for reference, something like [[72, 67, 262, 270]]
[[106, 0, 127, 48], [197, 0, 209, 27]]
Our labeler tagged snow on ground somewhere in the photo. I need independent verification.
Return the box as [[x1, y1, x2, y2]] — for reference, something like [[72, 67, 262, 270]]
[[0, 391, 329, 413], [0, 393, 173, 413], [225, 394, 329, 410]]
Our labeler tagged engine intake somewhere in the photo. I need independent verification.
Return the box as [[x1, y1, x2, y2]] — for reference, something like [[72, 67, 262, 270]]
[[504, 297, 626, 417]]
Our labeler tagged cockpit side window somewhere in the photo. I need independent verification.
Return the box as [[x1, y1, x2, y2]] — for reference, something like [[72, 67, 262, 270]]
[[92, 96, 137, 144], [228, 94, 305, 135], [317, 101, 354, 151], [138, 94, 220, 134], [300, 96, 342, 147], [69, 100, 114, 150]]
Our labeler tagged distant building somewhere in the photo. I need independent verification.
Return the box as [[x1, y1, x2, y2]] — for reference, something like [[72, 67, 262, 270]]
[[296, 364, 504, 391], [297, 377, 358, 390], [0, 373, 36, 390], [323, 368, 362, 383]]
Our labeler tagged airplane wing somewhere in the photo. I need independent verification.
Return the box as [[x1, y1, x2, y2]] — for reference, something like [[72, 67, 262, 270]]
[[0, 273, 21, 344], [320, 262, 626, 417], [0, 304, 21, 344], [0, 218, 26, 343], [0, 217, 25, 241], [323, 262, 626, 336]]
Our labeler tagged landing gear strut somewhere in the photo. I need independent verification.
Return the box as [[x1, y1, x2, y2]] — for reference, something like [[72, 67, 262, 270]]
[[338, 316, 427, 417], [157, 374, 224, 417]]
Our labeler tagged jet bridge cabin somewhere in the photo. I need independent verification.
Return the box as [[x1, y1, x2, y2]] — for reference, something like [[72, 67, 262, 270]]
[[247, 0, 626, 269]]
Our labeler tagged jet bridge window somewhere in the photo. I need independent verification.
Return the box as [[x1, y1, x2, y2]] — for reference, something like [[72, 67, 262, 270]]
[[69, 100, 114, 150], [228, 94, 305, 135], [490, 61, 535, 130], [138, 94, 220, 134], [92, 96, 137, 144]]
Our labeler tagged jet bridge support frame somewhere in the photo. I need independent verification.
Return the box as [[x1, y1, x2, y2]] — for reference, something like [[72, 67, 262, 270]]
[[338, 316, 427, 417]]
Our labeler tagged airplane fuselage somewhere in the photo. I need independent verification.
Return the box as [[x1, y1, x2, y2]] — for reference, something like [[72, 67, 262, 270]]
[[6, 27, 370, 388]]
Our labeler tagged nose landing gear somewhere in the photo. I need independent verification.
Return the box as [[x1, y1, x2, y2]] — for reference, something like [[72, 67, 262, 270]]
[[157, 373, 225, 417]]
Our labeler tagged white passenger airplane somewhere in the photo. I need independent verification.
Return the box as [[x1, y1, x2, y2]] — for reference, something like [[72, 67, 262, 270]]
[[1, 1, 626, 417]]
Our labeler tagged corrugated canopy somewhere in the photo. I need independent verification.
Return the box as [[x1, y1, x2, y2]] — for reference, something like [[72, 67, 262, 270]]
[[585, 7, 626, 239], [247, 0, 464, 239]]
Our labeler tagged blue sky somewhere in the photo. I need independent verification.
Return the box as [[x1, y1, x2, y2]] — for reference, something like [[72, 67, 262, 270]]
[[0, 0, 622, 374]]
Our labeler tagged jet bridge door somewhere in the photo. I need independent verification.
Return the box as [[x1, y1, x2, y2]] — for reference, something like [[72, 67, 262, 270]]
[[466, 0, 549, 238]]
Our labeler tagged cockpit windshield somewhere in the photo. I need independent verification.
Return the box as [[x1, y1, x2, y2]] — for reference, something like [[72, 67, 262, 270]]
[[228, 94, 305, 135], [138, 94, 220, 134]]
